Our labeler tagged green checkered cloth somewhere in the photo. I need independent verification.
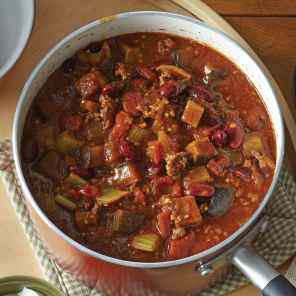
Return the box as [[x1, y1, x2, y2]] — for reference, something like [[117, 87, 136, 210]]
[[1, 138, 296, 296]]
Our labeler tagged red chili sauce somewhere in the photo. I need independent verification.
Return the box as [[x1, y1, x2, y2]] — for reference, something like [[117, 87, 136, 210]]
[[21, 33, 276, 262]]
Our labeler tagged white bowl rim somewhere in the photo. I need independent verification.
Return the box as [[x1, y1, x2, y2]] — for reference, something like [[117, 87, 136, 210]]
[[0, 0, 35, 80], [13, 11, 284, 269]]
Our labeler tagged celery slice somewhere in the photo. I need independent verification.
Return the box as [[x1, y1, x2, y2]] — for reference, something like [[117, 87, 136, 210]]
[[54, 194, 77, 210], [65, 173, 89, 186], [98, 189, 128, 205], [45, 194, 55, 213], [132, 234, 159, 252], [53, 130, 84, 155], [127, 126, 151, 142]]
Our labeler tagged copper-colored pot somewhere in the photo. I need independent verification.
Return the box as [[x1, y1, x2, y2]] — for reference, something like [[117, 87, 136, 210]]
[[13, 12, 287, 296]]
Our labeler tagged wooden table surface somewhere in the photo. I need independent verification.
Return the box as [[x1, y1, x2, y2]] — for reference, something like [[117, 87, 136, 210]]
[[0, 0, 296, 295]]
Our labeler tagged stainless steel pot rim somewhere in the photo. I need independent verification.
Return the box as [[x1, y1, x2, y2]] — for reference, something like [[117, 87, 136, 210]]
[[13, 11, 284, 269]]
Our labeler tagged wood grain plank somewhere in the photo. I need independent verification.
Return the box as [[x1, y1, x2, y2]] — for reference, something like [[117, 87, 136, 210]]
[[223, 17, 296, 120], [202, 0, 296, 16]]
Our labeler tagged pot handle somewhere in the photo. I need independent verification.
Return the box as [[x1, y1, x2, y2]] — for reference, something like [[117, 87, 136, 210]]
[[230, 244, 296, 295]]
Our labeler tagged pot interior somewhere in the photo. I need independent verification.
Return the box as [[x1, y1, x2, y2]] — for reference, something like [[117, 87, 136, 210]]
[[13, 12, 284, 267]]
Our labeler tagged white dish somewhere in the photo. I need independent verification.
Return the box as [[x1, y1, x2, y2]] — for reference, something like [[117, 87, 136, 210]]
[[0, 0, 35, 84]]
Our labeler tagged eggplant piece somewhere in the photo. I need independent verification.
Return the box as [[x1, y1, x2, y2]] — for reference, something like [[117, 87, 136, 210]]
[[207, 186, 234, 218], [114, 209, 145, 234], [185, 138, 218, 165], [34, 100, 54, 123], [202, 62, 226, 85], [34, 150, 63, 180], [80, 145, 104, 168]]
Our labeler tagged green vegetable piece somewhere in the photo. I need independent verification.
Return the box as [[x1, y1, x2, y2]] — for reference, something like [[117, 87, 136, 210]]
[[81, 146, 104, 168], [98, 189, 128, 205], [114, 209, 145, 234], [77, 42, 111, 66], [132, 234, 159, 252], [53, 130, 84, 155], [127, 126, 151, 142], [218, 148, 243, 165], [45, 194, 55, 213], [65, 173, 89, 186], [34, 150, 63, 180], [54, 194, 77, 210]]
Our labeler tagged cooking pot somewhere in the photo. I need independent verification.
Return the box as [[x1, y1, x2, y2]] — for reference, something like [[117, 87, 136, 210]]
[[13, 11, 295, 296]]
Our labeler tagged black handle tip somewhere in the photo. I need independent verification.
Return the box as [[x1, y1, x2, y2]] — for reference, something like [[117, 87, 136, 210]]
[[263, 275, 296, 296]]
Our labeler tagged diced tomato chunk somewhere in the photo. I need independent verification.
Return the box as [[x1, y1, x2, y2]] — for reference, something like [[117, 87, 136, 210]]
[[64, 154, 77, 166], [207, 158, 227, 176], [121, 90, 143, 117], [131, 78, 149, 92], [69, 189, 78, 200], [147, 141, 163, 164], [110, 111, 133, 141], [193, 125, 218, 140], [77, 184, 101, 199], [134, 190, 147, 206], [74, 72, 101, 100], [136, 64, 158, 81], [152, 176, 183, 197], [169, 230, 195, 260], [170, 181, 183, 198], [59, 112, 83, 133], [157, 210, 172, 238]]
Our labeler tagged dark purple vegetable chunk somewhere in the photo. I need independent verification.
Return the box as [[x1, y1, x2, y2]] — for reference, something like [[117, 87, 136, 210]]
[[21, 134, 39, 163], [61, 58, 76, 74], [201, 110, 222, 127], [207, 186, 234, 218], [88, 42, 102, 53], [114, 209, 145, 234]]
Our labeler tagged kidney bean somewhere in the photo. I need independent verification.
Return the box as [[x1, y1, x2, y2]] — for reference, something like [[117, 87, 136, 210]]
[[151, 60, 174, 70], [66, 165, 94, 179], [223, 119, 244, 149], [228, 165, 251, 181], [101, 81, 125, 96], [61, 58, 76, 74], [185, 183, 215, 197], [21, 134, 39, 163], [159, 80, 177, 98], [159, 80, 187, 99], [145, 162, 166, 175], [119, 140, 141, 160], [212, 130, 227, 145], [137, 64, 157, 81], [201, 110, 222, 127], [88, 42, 102, 53], [188, 85, 214, 102]]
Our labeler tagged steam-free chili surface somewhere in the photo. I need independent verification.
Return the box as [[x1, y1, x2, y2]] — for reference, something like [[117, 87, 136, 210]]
[[21, 33, 276, 262]]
